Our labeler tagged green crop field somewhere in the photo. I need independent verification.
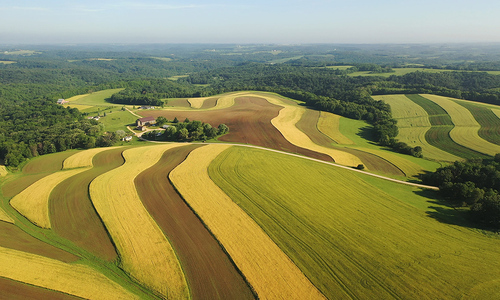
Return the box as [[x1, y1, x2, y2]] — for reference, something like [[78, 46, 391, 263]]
[[404, 94, 489, 160], [454, 101, 500, 145], [67, 89, 124, 106], [209, 146, 500, 300]]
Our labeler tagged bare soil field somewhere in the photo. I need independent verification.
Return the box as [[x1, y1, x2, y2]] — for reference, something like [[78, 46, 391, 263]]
[[141, 96, 333, 162], [135, 145, 254, 300], [0, 222, 79, 263]]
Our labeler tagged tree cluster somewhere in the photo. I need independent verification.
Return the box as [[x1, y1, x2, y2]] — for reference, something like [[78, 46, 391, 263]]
[[421, 155, 500, 229], [142, 118, 229, 142]]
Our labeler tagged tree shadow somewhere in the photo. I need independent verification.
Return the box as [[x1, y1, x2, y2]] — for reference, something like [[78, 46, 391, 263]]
[[356, 126, 380, 146], [414, 189, 477, 229]]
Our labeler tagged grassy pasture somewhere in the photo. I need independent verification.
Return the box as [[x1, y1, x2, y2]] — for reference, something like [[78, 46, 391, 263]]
[[170, 145, 325, 300], [455, 101, 500, 145], [0, 246, 139, 299], [66, 89, 124, 106], [10, 168, 90, 228], [89, 144, 189, 299], [63, 104, 94, 111], [317, 111, 354, 144], [164, 98, 191, 108], [422, 94, 500, 156], [135, 145, 254, 300], [99, 110, 139, 133], [50, 148, 125, 261], [210, 146, 500, 299], [373, 94, 462, 162], [0, 276, 83, 300]]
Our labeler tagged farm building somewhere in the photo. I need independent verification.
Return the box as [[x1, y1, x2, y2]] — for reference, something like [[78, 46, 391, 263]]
[[122, 136, 133, 142], [57, 99, 68, 104], [136, 117, 156, 127]]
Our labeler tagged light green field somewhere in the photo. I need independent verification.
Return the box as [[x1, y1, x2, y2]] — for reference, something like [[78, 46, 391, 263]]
[[338, 117, 442, 175], [325, 65, 353, 70], [99, 110, 139, 133], [167, 75, 188, 80], [2, 50, 40, 56], [347, 68, 500, 77], [209, 146, 500, 300], [67, 89, 124, 106], [0, 61, 16, 64], [373, 94, 462, 162], [422, 94, 500, 156]]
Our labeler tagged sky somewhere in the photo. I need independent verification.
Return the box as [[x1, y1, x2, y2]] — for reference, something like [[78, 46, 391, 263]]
[[1, 0, 500, 44]]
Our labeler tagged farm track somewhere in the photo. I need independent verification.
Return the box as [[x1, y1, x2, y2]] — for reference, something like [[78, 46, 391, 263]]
[[0, 276, 84, 300], [141, 96, 333, 162], [170, 145, 326, 300], [135, 144, 255, 300], [49, 148, 125, 261]]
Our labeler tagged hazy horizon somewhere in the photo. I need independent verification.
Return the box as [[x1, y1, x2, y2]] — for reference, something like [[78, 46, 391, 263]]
[[1, 0, 499, 44]]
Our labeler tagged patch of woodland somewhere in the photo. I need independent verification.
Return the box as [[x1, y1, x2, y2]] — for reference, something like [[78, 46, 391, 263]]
[[142, 117, 229, 142]]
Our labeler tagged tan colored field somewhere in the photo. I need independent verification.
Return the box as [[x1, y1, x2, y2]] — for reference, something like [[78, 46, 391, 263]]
[[10, 168, 90, 228], [89, 144, 189, 299], [422, 94, 500, 156], [374, 94, 462, 162], [0, 207, 14, 223], [187, 97, 208, 108], [0, 246, 138, 299], [317, 112, 354, 144], [170, 145, 326, 300], [65, 94, 88, 102], [272, 105, 362, 167], [0, 165, 7, 176], [63, 147, 123, 169]]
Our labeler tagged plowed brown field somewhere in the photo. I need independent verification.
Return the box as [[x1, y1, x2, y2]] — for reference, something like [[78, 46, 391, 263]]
[[141, 96, 332, 161], [49, 148, 124, 261], [135, 144, 255, 300], [0, 276, 84, 300], [0, 222, 78, 263]]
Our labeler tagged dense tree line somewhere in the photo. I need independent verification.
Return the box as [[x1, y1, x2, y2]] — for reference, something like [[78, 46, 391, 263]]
[[142, 118, 228, 142], [422, 156, 500, 229], [0, 98, 118, 167]]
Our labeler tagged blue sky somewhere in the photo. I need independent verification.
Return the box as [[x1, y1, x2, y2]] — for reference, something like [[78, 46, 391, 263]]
[[1, 0, 499, 44]]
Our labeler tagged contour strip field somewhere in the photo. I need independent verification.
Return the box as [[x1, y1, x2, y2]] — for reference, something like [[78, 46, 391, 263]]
[[89, 144, 189, 299], [170, 144, 326, 300]]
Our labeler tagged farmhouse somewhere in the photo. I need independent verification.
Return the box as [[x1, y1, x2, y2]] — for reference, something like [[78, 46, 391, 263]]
[[57, 99, 68, 104], [136, 117, 156, 127]]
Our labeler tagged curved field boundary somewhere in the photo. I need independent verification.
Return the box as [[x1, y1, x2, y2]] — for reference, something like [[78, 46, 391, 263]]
[[187, 97, 208, 109], [0, 208, 14, 223], [422, 94, 500, 156], [10, 168, 90, 228], [375, 94, 462, 162], [0, 246, 139, 299], [493, 109, 500, 119], [0, 221, 79, 263], [317, 112, 354, 144], [455, 101, 500, 145], [200, 97, 218, 109], [135, 145, 254, 300], [50, 148, 125, 261], [23, 151, 79, 174], [0, 276, 84, 300], [170, 144, 326, 300], [271, 105, 363, 167], [405, 94, 487, 160], [63, 147, 123, 169], [89, 144, 189, 299], [0, 165, 7, 176], [296, 109, 337, 147]]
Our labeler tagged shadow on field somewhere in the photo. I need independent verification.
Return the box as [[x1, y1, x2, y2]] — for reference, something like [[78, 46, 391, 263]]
[[414, 189, 475, 228], [357, 126, 379, 146]]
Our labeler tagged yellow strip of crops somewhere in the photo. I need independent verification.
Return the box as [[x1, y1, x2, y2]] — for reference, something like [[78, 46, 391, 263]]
[[492, 109, 500, 120], [187, 97, 208, 108], [210, 92, 244, 110], [272, 105, 363, 167], [0, 207, 14, 223], [63, 147, 123, 169], [65, 94, 89, 102], [170, 144, 326, 300], [422, 94, 500, 156], [0, 165, 7, 176], [89, 144, 189, 299], [0, 246, 139, 299], [10, 168, 90, 228], [374, 94, 462, 162], [63, 104, 94, 110], [317, 112, 354, 144]]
